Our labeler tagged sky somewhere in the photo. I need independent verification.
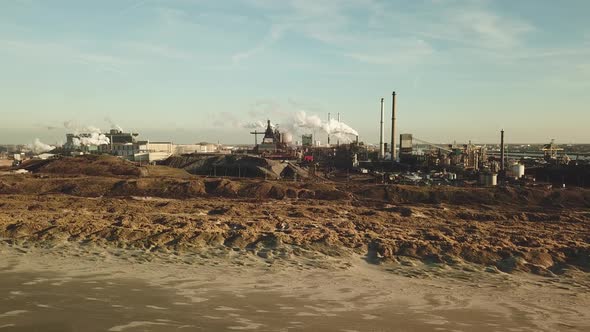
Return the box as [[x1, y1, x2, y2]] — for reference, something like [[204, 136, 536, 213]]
[[1, 0, 589, 145]]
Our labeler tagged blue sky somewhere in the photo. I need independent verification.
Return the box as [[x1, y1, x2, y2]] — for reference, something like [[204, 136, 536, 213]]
[[1, 0, 589, 145]]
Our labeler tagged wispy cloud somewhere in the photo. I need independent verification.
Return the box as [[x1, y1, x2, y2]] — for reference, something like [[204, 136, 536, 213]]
[[415, 7, 534, 51], [345, 39, 434, 65], [126, 41, 193, 60], [231, 24, 285, 64], [247, 99, 284, 118], [245, 0, 436, 66], [0, 39, 134, 74], [243, 0, 540, 67]]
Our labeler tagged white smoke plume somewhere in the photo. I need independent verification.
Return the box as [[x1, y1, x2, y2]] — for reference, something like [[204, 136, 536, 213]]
[[63, 121, 106, 135], [242, 120, 276, 129], [287, 111, 358, 139], [62, 121, 111, 146], [239, 111, 359, 145], [104, 117, 123, 131], [72, 132, 110, 146], [322, 118, 359, 136], [30, 138, 55, 154], [242, 120, 266, 129], [292, 111, 323, 130]]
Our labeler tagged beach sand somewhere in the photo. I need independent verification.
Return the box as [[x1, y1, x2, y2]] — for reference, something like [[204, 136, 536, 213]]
[[1, 242, 588, 332]]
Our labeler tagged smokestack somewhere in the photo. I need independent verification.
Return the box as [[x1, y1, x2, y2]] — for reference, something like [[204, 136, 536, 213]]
[[327, 113, 331, 146], [379, 98, 385, 159], [391, 91, 397, 164], [500, 129, 505, 172]]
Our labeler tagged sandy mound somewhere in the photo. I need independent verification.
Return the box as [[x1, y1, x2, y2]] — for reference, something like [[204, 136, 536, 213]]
[[109, 178, 206, 198], [141, 165, 193, 179], [1, 193, 588, 276], [355, 184, 590, 209], [32, 155, 142, 177], [162, 154, 308, 180]]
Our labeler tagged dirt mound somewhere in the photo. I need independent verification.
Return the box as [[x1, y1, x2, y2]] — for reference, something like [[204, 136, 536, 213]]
[[353, 184, 590, 208], [35, 155, 142, 177], [141, 165, 194, 179], [18, 159, 54, 172], [239, 181, 288, 199], [109, 178, 206, 198], [1, 192, 588, 275], [162, 154, 293, 179], [204, 179, 241, 197]]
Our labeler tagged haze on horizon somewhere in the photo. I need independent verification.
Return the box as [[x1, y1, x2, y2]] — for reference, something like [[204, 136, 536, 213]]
[[1, 0, 589, 146]]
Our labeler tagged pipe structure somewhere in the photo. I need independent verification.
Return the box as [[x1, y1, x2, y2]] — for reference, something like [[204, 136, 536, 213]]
[[500, 129, 505, 172], [391, 91, 397, 164], [379, 98, 385, 159]]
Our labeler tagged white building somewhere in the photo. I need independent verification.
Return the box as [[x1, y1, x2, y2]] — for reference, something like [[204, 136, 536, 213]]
[[175, 143, 218, 154], [136, 141, 175, 163]]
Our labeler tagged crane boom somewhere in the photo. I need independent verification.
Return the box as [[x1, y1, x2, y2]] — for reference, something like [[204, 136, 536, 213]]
[[413, 137, 453, 153]]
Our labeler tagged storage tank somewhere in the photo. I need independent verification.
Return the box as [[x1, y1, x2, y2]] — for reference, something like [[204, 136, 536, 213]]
[[479, 173, 497, 186], [282, 132, 293, 144], [510, 163, 525, 179]]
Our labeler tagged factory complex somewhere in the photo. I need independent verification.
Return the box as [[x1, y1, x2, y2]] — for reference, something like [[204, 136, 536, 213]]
[[2, 91, 589, 188], [5, 129, 228, 164]]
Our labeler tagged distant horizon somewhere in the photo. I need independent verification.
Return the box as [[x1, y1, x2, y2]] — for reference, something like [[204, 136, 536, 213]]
[[1, 1, 589, 144], [1, 126, 589, 148]]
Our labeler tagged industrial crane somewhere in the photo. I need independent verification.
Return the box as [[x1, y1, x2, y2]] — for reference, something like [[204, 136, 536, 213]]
[[412, 137, 454, 153], [250, 130, 265, 146]]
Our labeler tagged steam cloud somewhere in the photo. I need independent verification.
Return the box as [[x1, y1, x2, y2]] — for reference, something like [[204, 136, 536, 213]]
[[72, 132, 110, 146], [30, 139, 55, 154], [323, 118, 359, 137], [62, 121, 111, 146], [292, 111, 323, 130], [242, 120, 276, 130], [242, 121, 266, 129], [104, 117, 123, 131], [287, 111, 359, 143]]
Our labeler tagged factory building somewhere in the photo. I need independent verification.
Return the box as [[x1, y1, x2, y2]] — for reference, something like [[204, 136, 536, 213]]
[[134, 141, 174, 163], [302, 134, 313, 147], [257, 120, 281, 153], [105, 129, 138, 145], [175, 143, 219, 154], [64, 134, 100, 153], [99, 129, 139, 159], [399, 134, 413, 157]]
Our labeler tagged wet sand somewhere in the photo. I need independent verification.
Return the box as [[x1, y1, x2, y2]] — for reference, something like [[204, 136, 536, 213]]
[[1, 243, 589, 331]]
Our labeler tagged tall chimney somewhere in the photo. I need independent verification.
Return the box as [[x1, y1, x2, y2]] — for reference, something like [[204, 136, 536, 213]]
[[500, 129, 505, 172], [379, 98, 385, 159], [391, 91, 397, 164], [327, 113, 331, 146]]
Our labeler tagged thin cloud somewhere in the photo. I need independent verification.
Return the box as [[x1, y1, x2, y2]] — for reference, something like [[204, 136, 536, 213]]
[[245, 0, 536, 66], [231, 24, 285, 64], [0, 39, 134, 74], [127, 42, 193, 60]]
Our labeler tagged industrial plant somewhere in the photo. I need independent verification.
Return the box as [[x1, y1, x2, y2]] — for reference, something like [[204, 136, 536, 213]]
[[2, 91, 589, 188]]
